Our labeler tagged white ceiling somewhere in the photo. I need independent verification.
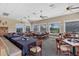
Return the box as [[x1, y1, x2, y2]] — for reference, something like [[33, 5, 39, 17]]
[[0, 3, 79, 21]]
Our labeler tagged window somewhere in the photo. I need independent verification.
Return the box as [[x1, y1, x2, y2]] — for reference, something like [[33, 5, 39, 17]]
[[16, 24, 24, 33], [26, 26, 30, 32], [40, 24, 47, 33], [33, 24, 39, 32], [16, 28, 23, 33], [65, 21, 79, 32], [49, 23, 60, 33]]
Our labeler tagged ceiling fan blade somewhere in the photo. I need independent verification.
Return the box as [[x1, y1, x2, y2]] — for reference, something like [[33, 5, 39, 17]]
[[66, 5, 79, 10], [71, 7, 79, 9], [40, 15, 48, 19]]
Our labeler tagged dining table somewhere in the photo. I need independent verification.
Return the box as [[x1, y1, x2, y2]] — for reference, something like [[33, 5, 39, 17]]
[[63, 38, 79, 56], [34, 32, 47, 39], [4, 35, 37, 56], [35, 32, 45, 36]]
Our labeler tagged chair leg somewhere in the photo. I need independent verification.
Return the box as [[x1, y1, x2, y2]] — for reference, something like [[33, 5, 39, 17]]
[[56, 48, 60, 55]]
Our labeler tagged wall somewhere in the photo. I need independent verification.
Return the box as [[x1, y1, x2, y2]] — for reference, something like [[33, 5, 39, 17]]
[[0, 16, 31, 33], [31, 12, 79, 33]]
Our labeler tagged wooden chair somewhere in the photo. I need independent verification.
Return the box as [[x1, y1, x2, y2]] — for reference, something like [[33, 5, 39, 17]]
[[42, 32, 49, 39], [29, 39, 43, 56], [63, 32, 71, 38], [75, 46, 79, 56], [56, 34, 71, 56]]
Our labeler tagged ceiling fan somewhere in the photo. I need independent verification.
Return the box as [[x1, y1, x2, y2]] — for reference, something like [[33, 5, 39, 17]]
[[40, 15, 48, 19], [39, 10, 48, 19], [66, 5, 79, 10]]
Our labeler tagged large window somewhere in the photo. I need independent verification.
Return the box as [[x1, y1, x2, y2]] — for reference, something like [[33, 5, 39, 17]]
[[26, 26, 30, 32], [65, 21, 79, 32], [16, 28, 23, 33], [33, 24, 39, 32], [16, 24, 24, 33], [49, 23, 60, 33], [40, 24, 47, 33]]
